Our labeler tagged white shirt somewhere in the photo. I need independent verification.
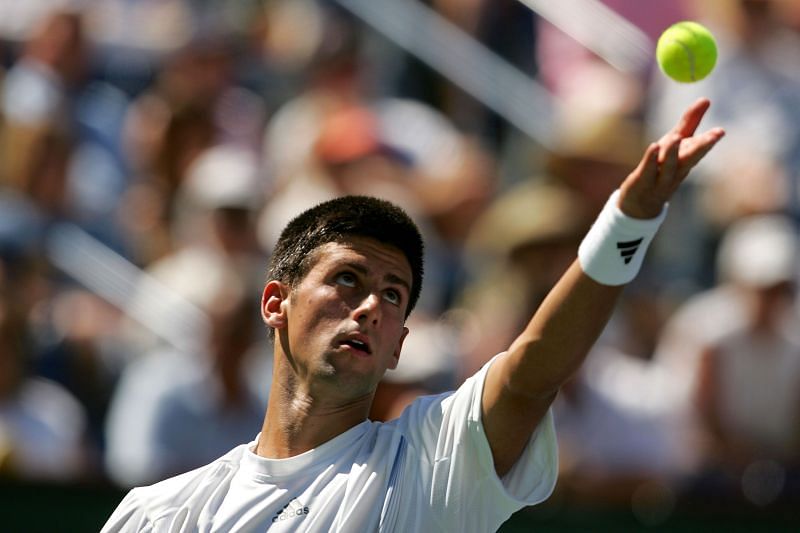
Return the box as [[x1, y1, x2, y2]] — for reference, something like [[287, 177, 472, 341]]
[[105, 349, 268, 487], [101, 356, 558, 532], [714, 330, 800, 458]]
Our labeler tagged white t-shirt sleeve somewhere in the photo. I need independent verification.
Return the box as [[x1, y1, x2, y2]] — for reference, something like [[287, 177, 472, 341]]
[[396, 353, 558, 530]]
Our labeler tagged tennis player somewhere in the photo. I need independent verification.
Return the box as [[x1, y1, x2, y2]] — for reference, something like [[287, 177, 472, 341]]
[[102, 98, 723, 532]]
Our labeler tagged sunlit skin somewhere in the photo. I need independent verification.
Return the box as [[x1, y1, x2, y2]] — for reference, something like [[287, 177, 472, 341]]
[[257, 237, 411, 458]]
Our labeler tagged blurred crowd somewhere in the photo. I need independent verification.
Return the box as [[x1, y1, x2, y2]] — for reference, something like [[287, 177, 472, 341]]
[[2, 0, 800, 524]]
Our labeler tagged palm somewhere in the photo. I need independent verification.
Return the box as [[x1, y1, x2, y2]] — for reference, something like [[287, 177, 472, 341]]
[[619, 98, 725, 219]]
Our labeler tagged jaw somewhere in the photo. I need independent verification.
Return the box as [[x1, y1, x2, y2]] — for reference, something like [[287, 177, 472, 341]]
[[269, 357, 377, 424], [272, 341, 384, 405]]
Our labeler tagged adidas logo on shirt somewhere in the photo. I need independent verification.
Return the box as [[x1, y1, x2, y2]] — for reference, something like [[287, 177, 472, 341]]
[[616, 238, 643, 265], [272, 498, 310, 523]]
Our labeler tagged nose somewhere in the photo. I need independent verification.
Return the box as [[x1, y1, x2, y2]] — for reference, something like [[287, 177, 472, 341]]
[[353, 292, 380, 325]]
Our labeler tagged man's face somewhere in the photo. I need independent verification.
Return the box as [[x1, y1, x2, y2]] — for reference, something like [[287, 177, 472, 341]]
[[276, 237, 412, 398]]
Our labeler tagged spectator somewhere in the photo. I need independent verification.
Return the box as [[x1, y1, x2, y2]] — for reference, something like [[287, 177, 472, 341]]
[[0, 264, 90, 481], [173, 142, 269, 291], [457, 180, 589, 379], [119, 33, 265, 265], [0, 10, 86, 210], [695, 215, 800, 480], [105, 252, 269, 487]]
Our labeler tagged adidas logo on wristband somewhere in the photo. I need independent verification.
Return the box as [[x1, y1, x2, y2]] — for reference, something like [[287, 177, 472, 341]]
[[616, 238, 643, 264], [578, 190, 667, 285]]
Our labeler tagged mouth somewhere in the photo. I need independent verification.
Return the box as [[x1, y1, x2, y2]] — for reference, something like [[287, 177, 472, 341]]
[[339, 335, 372, 356]]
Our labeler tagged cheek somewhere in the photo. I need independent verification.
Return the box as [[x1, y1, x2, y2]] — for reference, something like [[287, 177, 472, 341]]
[[382, 317, 407, 348], [292, 289, 350, 332]]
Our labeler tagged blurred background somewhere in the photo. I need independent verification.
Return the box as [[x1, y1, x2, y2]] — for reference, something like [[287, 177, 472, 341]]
[[1, 0, 800, 530]]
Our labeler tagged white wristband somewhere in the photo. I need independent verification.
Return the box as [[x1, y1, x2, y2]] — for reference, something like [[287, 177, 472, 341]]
[[578, 190, 668, 286]]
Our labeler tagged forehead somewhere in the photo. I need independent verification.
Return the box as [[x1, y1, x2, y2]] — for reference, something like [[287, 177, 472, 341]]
[[307, 237, 412, 281]]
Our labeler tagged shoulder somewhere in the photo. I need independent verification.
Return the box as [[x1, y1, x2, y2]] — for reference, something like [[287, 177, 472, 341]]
[[114, 444, 248, 521], [388, 355, 501, 433], [384, 392, 452, 435]]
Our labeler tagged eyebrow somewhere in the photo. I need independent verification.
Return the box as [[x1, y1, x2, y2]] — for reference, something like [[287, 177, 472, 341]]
[[344, 262, 412, 295]]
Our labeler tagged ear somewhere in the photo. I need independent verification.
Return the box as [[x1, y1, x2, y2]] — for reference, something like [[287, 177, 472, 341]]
[[262, 280, 289, 330], [388, 326, 409, 370]]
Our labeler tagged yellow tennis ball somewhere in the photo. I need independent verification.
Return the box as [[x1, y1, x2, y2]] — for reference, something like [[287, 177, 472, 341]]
[[656, 21, 717, 83]]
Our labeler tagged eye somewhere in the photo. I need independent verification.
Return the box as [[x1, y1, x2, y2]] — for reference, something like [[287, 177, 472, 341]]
[[383, 289, 402, 306], [335, 272, 357, 287]]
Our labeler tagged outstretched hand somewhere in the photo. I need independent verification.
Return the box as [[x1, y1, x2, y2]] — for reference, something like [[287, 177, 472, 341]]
[[619, 98, 725, 219]]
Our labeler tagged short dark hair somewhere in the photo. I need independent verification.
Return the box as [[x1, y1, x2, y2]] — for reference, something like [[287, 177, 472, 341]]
[[268, 196, 424, 317]]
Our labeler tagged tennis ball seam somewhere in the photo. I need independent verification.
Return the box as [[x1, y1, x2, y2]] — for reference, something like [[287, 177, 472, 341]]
[[669, 38, 697, 81], [676, 23, 707, 81], [657, 21, 717, 83]]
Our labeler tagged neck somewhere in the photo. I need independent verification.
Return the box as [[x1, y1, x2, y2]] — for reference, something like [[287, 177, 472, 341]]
[[255, 361, 374, 459]]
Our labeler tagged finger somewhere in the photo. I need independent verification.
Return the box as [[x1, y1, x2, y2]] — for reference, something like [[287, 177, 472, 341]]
[[679, 127, 726, 160], [637, 142, 660, 185], [658, 133, 682, 164], [677, 127, 726, 176], [623, 142, 659, 192], [659, 135, 681, 185], [671, 97, 711, 137]]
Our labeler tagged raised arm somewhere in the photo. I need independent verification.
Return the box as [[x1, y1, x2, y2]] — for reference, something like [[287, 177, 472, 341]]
[[482, 98, 725, 476]]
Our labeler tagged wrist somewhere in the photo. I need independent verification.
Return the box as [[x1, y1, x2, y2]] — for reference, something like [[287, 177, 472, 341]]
[[578, 190, 668, 286]]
